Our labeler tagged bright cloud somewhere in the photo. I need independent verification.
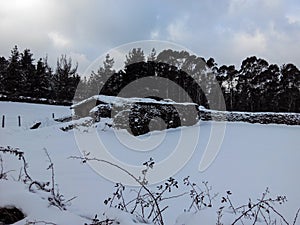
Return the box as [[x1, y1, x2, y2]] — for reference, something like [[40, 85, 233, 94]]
[[167, 15, 190, 42], [233, 30, 267, 56], [48, 32, 71, 49], [286, 14, 300, 24], [0, 0, 299, 71]]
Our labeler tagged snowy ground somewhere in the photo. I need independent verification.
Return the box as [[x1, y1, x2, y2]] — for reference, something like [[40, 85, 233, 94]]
[[0, 101, 299, 225]]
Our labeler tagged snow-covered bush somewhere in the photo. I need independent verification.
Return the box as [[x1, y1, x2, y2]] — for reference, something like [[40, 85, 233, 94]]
[[72, 154, 300, 225], [0, 146, 75, 211]]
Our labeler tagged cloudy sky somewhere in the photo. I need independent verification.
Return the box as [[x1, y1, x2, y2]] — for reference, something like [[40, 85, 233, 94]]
[[0, 0, 300, 73]]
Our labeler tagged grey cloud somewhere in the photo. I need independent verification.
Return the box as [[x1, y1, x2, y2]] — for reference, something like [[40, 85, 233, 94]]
[[0, 0, 299, 73]]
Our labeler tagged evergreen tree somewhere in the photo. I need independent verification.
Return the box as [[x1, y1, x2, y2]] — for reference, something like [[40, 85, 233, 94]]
[[217, 65, 239, 111], [124, 48, 145, 66], [33, 58, 50, 98], [89, 54, 115, 96], [156, 49, 207, 104], [20, 49, 36, 97], [236, 56, 269, 111], [147, 48, 157, 61], [206, 58, 218, 73], [5, 46, 22, 96], [53, 55, 78, 101], [75, 76, 89, 101], [278, 64, 300, 112], [0, 56, 8, 94], [0, 45, 298, 112]]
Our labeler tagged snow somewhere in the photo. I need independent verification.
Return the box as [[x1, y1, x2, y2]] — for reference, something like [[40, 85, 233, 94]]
[[71, 95, 197, 109], [0, 101, 70, 130], [0, 101, 300, 225], [199, 105, 300, 115], [0, 181, 86, 225]]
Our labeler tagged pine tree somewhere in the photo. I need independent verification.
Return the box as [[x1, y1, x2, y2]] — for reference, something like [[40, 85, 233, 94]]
[[89, 54, 115, 96], [53, 55, 78, 101], [34, 58, 50, 98], [147, 48, 157, 61], [20, 49, 36, 97], [0, 56, 8, 95], [5, 46, 22, 96], [124, 48, 145, 66], [75, 76, 89, 101]]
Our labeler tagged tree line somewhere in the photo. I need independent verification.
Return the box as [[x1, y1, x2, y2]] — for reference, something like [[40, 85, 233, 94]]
[[78, 48, 299, 113], [0, 46, 299, 112], [0, 45, 80, 103]]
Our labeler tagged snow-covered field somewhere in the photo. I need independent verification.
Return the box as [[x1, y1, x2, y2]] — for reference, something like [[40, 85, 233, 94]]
[[0, 101, 299, 225]]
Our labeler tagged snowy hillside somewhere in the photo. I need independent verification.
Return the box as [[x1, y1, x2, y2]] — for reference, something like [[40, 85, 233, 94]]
[[0, 101, 299, 225]]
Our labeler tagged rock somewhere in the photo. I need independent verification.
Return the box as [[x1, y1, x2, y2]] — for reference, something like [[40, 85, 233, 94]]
[[0, 206, 25, 224]]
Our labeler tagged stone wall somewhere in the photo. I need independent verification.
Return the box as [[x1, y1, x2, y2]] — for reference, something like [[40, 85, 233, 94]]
[[199, 109, 300, 126], [78, 97, 300, 136], [90, 102, 199, 136]]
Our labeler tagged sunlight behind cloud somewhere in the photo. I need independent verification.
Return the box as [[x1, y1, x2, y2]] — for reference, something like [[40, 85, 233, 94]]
[[233, 30, 267, 56], [0, 0, 300, 70], [167, 15, 190, 42], [150, 30, 160, 39], [286, 14, 300, 24], [48, 32, 71, 49]]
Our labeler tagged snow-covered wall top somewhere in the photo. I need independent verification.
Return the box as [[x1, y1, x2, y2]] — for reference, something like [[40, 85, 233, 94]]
[[199, 107, 300, 125], [71, 95, 198, 109]]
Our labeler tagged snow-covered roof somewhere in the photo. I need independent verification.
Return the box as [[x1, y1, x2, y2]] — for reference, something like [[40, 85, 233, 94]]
[[71, 95, 198, 109]]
